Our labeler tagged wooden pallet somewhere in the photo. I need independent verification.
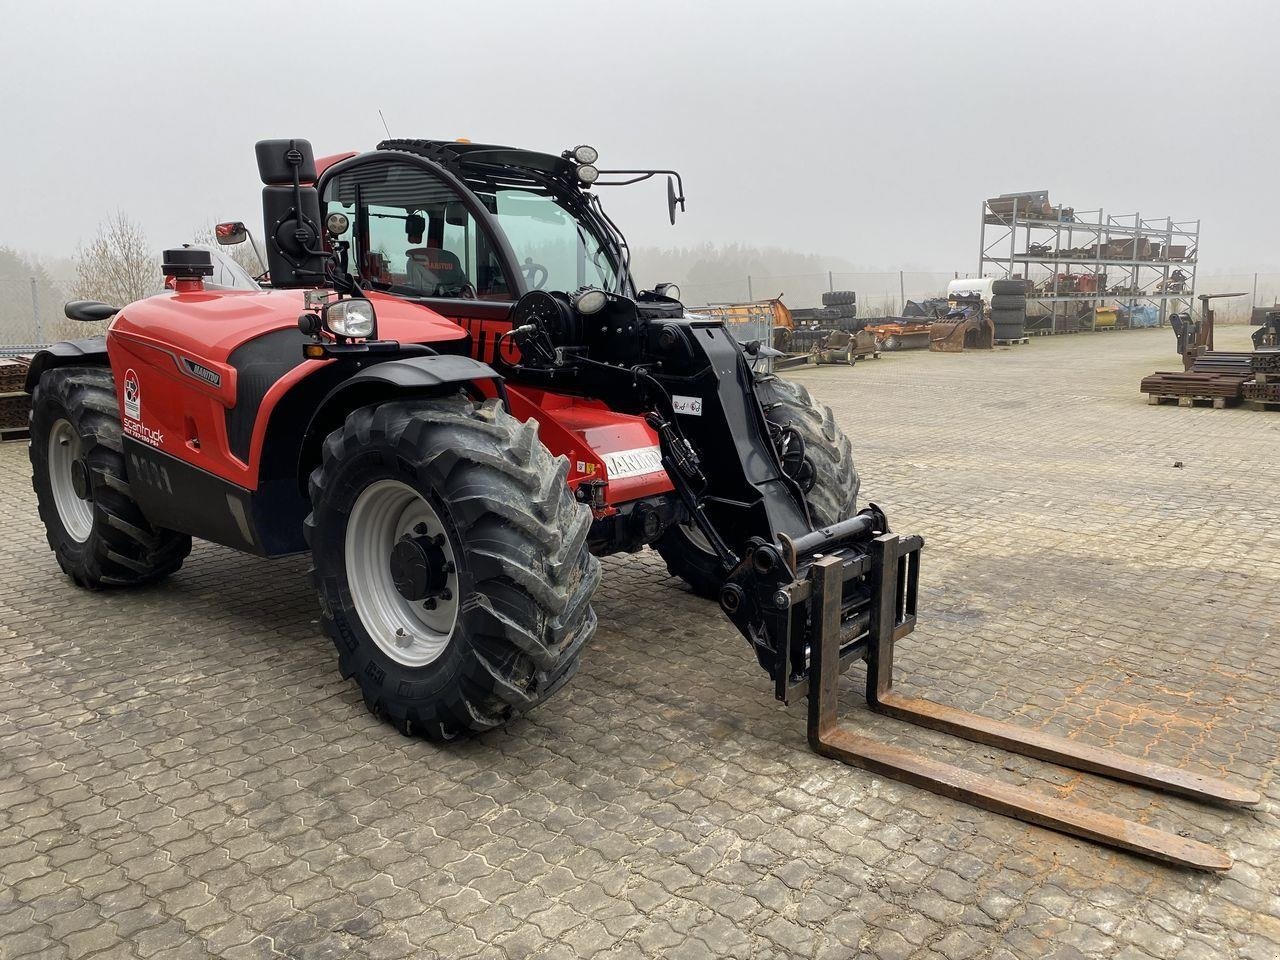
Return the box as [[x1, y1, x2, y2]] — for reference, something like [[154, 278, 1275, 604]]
[[1147, 394, 1238, 409], [0, 425, 29, 443], [1243, 399, 1280, 412], [994, 337, 1029, 346]]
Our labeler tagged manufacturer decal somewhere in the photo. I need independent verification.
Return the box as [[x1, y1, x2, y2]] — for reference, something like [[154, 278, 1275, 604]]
[[123, 419, 165, 447], [123, 368, 141, 420], [181, 357, 222, 388], [671, 395, 703, 416], [601, 445, 664, 480]]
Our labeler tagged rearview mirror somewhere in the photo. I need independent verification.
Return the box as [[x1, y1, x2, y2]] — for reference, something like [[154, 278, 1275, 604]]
[[215, 221, 248, 245]]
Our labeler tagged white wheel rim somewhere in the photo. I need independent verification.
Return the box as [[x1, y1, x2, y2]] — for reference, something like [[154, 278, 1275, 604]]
[[344, 479, 460, 668], [680, 520, 715, 555], [47, 419, 93, 542]]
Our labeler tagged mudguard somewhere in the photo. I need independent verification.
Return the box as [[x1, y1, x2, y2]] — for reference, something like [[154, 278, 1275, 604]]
[[315, 354, 501, 414], [24, 337, 109, 393], [301, 354, 504, 468]]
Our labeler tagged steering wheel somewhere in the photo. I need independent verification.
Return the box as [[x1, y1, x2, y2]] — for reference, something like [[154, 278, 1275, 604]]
[[521, 258, 549, 290]]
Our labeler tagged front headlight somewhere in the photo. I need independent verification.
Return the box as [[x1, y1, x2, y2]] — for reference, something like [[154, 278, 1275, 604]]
[[324, 298, 376, 339], [576, 163, 599, 185]]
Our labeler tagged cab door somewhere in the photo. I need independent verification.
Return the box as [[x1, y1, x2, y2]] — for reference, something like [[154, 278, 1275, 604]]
[[319, 155, 518, 364]]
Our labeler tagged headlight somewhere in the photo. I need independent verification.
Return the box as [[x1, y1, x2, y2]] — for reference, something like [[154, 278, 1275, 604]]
[[574, 288, 608, 315], [573, 144, 598, 165], [576, 163, 599, 185], [324, 298, 376, 338], [326, 212, 350, 236]]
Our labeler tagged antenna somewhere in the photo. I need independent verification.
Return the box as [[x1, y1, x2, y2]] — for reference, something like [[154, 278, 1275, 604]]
[[378, 109, 392, 138]]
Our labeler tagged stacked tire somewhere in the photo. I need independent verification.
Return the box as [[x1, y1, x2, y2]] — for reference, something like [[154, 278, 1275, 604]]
[[989, 279, 1026, 341], [821, 291, 857, 316]]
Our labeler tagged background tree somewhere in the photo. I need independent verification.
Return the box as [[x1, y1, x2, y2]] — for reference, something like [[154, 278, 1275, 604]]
[[190, 222, 267, 279], [72, 212, 162, 306]]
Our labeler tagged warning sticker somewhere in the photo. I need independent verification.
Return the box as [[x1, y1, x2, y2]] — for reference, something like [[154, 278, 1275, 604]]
[[123, 369, 141, 420], [671, 395, 703, 416]]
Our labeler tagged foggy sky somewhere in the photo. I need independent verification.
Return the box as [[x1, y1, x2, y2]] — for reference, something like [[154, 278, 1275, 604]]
[[2, 0, 1277, 273]]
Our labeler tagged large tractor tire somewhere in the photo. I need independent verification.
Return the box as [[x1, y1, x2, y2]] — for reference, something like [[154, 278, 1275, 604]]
[[29, 366, 191, 588], [822, 290, 858, 308], [990, 279, 1027, 296], [305, 395, 600, 740], [990, 294, 1027, 312], [656, 374, 859, 598]]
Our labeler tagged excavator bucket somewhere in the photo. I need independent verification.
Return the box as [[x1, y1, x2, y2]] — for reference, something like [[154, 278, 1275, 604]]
[[798, 542, 1259, 870], [930, 309, 995, 352]]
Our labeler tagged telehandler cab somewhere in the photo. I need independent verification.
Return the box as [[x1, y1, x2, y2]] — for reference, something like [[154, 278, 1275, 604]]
[[27, 138, 1257, 869]]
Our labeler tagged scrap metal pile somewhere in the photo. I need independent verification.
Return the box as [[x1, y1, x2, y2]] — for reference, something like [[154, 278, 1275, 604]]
[[0, 357, 32, 441], [1242, 350, 1280, 403], [1141, 303, 1280, 408]]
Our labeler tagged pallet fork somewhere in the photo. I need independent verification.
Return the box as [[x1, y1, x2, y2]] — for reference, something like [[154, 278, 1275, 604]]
[[783, 537, 1254, 875]]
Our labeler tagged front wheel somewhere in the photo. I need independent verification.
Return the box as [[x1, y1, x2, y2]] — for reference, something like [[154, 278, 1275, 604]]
[[305, 395, 600, 740], [655, 373, 859, 598]]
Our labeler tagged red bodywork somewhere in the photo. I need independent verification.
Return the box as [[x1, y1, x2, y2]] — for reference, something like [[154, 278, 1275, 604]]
[[106, 282, 672, 516]]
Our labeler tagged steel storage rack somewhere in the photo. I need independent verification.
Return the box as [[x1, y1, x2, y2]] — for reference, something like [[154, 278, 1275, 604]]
[[978, 191, 1198, 334]]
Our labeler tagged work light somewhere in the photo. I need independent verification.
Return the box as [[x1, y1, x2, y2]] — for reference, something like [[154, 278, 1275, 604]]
[[324, 298, 376, 339]]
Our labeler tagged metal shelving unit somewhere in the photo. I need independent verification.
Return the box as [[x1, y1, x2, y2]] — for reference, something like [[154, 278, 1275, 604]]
[[979, 192, 1199, 333]]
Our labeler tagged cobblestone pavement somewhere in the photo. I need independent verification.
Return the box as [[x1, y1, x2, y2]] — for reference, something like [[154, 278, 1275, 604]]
[[2, 326, 1277, 960]]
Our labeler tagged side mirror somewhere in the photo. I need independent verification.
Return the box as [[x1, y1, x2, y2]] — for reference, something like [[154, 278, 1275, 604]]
[[215, 221, 248, 245], [254, 138, 326, 287], [667, 177, 679, 225]]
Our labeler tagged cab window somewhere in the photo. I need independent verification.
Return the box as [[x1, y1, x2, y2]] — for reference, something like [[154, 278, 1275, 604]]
[[322, 159, 512, 300]]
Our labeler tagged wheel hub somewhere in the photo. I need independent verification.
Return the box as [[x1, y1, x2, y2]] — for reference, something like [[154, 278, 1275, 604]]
[[344, 479, 461, 668], [390, 527, 452, 603], [70, 458, 91, 501]]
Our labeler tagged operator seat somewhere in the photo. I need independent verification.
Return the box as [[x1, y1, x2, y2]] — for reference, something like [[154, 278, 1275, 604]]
[[407, 247, 471, 297]]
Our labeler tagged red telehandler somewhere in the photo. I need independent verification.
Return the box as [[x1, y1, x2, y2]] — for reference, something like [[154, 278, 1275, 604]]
[[26, 138, 1257, 869]]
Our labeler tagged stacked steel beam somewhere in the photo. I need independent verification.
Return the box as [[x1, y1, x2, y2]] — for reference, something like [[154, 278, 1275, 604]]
[[1, 358, 31, 440]]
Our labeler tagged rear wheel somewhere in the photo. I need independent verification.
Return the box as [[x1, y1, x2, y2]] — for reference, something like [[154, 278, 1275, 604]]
[[656, 374, 859, 598], [306, 395, 600, 739], [29, 367, 191, 588]]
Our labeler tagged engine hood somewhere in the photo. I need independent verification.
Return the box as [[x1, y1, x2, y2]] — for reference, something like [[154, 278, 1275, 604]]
[[110, 287, 469, 360]]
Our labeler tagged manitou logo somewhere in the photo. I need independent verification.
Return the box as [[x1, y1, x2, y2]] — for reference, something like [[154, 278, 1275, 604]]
[[123, 369, 141, 420]]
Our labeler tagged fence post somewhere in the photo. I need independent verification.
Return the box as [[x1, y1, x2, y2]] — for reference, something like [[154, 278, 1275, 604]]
[[1253, 272, 1258, 307], [747, 275, 753, 301], [828, 270, 833, 292], [898, 270, 905, 314], [31, 276, 42, 346]]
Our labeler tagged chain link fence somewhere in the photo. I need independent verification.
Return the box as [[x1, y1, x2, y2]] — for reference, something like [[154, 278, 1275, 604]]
[[0, 276, 112, 356], [682, 270, 1280, 323], [682, 271, 976, 316], [4, 270, 1277, 359]]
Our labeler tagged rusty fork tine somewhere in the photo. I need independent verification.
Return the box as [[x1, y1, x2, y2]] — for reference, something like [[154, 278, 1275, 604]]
[[813, 725, 1233, 872], [872, 693, 1261, 808]]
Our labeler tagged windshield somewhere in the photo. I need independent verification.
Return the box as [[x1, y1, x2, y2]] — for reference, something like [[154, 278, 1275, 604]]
[[485, 188, 620, 294]]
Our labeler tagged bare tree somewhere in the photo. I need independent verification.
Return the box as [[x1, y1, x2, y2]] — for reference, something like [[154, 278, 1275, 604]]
[[190, 222, 267, 278], [72, 212, 162, 306]]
